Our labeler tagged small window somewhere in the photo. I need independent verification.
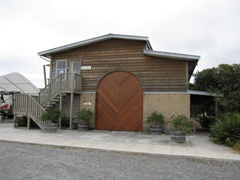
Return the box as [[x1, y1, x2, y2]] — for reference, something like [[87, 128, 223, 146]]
[[55, 60, 67, 77], [71, 61, 81, 74]]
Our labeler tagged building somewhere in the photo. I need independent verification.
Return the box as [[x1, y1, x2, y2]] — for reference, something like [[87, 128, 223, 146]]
[[0, 72, 39, 119], [14, 34, 214, 132]]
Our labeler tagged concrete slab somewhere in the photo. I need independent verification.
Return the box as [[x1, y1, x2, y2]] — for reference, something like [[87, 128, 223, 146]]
[[0, 123, 239, 161]]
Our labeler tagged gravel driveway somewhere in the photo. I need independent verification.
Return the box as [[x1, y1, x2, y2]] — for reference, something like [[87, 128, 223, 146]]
[[0, 141, 239, 180]]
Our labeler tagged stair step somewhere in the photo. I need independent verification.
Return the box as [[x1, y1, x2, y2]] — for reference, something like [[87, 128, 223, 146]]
[[51, 99, 60, 102], [46, 101, 57, 105], [45, 104, 54, 108], [54, 94, 66, 99], [49, 102, 57, 105], [57, 93, 67, 97]]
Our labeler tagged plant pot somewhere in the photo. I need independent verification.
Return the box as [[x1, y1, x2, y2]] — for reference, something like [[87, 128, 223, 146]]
[[44, 123, 58, 133], [149, 125, 162, 135], [170, 132, 186, 143], [77, 122, 89, 131]]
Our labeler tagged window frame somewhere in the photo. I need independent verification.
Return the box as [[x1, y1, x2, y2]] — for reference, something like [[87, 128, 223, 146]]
[[70, 60, 81, 75], [55, 59, 67, 78]]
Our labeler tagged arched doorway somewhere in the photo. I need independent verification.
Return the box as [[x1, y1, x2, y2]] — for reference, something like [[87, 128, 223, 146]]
[[96, 71, 143, 131]]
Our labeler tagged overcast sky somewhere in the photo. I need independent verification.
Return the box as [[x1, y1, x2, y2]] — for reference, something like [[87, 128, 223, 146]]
[[1, 0, 240, 88]]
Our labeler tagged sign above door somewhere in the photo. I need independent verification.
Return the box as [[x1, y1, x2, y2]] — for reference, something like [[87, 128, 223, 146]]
[[81, 66, 91, 70]]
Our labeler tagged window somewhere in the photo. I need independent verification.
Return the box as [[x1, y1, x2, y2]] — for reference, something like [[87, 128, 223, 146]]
[[55, 60, 67, 77], [71, 61, 81, 74]]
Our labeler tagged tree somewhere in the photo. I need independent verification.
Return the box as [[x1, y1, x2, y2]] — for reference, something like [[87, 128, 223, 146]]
[[191, 64, 240, 112]]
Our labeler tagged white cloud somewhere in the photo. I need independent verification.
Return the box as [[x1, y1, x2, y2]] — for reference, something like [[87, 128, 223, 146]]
[[0, 0, 240, 88]]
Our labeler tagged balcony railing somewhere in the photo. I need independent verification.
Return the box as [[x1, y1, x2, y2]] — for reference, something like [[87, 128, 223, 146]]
[[39, 73, 82, 106]]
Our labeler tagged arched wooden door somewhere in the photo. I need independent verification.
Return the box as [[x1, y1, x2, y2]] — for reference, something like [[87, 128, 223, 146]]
[[96, 71, 143, 132]]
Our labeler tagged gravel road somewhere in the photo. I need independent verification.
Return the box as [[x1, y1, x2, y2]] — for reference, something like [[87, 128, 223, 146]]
[[0, 141, 239, 180]]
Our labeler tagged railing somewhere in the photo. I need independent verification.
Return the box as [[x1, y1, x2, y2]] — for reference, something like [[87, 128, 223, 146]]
[[14, 94, 47, 130], [13, 73, 82, 130], [39, 73, 82, 106]]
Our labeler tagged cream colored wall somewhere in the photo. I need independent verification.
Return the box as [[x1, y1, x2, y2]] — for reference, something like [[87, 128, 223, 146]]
[[79, 92, 190, 132], [79, 93, 96, 129], [143, 93, 190, 132]]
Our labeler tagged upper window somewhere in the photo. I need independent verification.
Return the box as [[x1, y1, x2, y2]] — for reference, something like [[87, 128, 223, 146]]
[[71, 61, 81, 74], [55, 60, 67, 77]]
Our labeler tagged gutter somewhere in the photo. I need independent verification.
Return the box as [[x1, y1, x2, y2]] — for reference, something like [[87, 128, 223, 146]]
[[143, 49, 200, 61], [40, 55, 50, 62]]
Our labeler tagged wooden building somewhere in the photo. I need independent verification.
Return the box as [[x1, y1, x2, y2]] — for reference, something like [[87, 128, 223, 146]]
[[14, 34, 202, 132]]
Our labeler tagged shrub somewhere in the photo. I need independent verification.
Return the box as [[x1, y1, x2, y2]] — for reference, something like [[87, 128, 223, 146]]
[[146, 111, 164, 126], [170, 115, 194, 135], [40, 108, 61, 124], [210, 112, 240, 147], [16, 116, 27, 127], [61, 116, 70, 127], [78, 109, 94, 123], [198, 115, 215, 130]]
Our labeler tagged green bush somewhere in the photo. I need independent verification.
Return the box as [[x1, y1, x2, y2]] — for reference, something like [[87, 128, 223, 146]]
[[61, 116, 70, 127], [16, 116, 28, 127], [40, 108, 61, 123], [198, 115, 215, 130], [146, 111, 164, 125], [170, 115, 194, 135], [210, 112, 240, 147], [78, 109, 94, 123]]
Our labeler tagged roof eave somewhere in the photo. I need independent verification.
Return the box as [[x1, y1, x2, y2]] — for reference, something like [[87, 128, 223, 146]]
[[38, 33, 151, 57], [187, 90, 223, 97], [143, 49, 200, 62]]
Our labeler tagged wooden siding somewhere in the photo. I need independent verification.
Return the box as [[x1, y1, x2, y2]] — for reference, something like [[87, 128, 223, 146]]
[[61, 94, 80, 120], [97, 71, 143, 131], [51, 39, 187, 92]]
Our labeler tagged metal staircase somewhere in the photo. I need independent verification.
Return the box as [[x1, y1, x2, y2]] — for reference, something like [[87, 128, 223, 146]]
[[14, 73, 82, 130]]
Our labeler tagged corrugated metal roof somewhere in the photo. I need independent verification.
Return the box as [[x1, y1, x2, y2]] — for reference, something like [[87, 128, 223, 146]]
[[143, 50, 200, 61], [187, 90, 222, 97], [38, 33, 152, 57], [0, 72, 39, 96]]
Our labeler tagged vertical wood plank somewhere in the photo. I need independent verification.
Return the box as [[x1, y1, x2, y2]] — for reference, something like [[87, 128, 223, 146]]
[[97, 71, 143, 131], [97, 72, 119, 130], [70, 92, 73, 130]]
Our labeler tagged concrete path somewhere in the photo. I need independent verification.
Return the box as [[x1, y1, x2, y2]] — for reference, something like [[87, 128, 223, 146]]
[[0, 123, 239, 161]]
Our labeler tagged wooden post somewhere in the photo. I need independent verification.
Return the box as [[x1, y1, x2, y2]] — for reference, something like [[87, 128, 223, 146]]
[[27, 115, 30, 129], [70, 92, 73, 130], [43, 65, 47, 87], [14, 114, 16, 127], [59, 75, 62, 129], [186, 61, 189, 90]]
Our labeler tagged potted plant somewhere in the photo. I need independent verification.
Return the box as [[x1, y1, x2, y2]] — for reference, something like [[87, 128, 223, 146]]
[[77, 108, 94, 131], [40, 108, 61, 133], [170, 115, 195, 143], [146, 111, 164, 134]]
